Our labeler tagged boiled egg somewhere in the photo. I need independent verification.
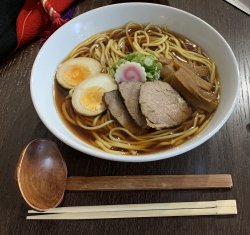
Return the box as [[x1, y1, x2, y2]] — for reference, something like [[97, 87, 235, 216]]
[[71, 73, 117, 116], [56, 57, 102, 89]]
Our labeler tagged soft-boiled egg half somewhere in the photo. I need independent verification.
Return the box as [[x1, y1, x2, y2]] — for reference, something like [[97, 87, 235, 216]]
[[56, 57, 102, 89], [71, 73, 117, 116]]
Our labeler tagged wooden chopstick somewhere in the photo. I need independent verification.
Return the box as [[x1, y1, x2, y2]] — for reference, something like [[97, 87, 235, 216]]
[[28, 200, 235, 214], [66, 174, 233, 191], [26, 200, 237, 220]]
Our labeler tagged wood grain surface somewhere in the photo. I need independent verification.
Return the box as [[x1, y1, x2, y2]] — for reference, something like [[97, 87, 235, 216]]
[[0, 0, 249, 234], [66, 174, 233, 191]]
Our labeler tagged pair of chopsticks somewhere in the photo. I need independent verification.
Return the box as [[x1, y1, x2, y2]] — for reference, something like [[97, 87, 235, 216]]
[[27, 200, 237, 220]]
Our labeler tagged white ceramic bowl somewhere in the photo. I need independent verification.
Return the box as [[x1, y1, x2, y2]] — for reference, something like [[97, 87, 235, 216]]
[[30, 3, 239, 162]]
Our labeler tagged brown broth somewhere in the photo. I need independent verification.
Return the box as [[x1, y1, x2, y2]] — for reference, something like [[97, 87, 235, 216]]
[[54, 81, 97, 145], [53, 26, 217, 155]]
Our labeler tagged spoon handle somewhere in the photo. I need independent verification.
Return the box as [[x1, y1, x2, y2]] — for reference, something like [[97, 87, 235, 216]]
[[65, 174, 232, 191]]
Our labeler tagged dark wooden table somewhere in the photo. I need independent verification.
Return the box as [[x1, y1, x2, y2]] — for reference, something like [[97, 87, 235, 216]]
[[0, 0, 249, 234]]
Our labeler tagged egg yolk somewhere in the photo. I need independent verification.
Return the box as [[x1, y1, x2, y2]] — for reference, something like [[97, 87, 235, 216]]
[[64, 65, 91, 87], [80, 86, 105, 112]]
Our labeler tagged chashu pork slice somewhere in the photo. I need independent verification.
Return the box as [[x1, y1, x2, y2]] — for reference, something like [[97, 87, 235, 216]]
[[139, 80, 192, 129], [119, 81, 147, 129], [104, 90, 142, 134]]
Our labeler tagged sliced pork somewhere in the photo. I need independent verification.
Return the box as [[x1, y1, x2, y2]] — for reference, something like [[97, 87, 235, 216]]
[[104, 90, 142, 134], [139, 81, 192, 129], [118, 82, 147, 129]]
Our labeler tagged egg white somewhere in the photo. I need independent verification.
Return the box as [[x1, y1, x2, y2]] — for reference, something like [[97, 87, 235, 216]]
[[56, 57, 102, 89], [72, 73, 117, 116]]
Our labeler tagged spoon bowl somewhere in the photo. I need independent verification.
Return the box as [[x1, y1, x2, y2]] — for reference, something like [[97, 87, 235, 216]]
[[16, 139, 67, 211], [16, 139, 233, 211]]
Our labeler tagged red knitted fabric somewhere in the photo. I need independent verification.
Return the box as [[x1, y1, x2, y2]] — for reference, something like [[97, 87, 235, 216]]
[[16, 0, 74, 48]]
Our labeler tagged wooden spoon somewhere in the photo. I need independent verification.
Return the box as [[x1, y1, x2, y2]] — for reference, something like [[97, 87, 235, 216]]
[[16, 139, 233, 211]]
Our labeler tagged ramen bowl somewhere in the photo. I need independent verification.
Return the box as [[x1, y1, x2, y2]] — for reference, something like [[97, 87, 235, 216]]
[[30, 3, 239, 162]]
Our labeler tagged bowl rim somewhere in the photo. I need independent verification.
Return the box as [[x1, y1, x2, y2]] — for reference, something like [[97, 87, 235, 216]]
[[30, 2, 240, 162]]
